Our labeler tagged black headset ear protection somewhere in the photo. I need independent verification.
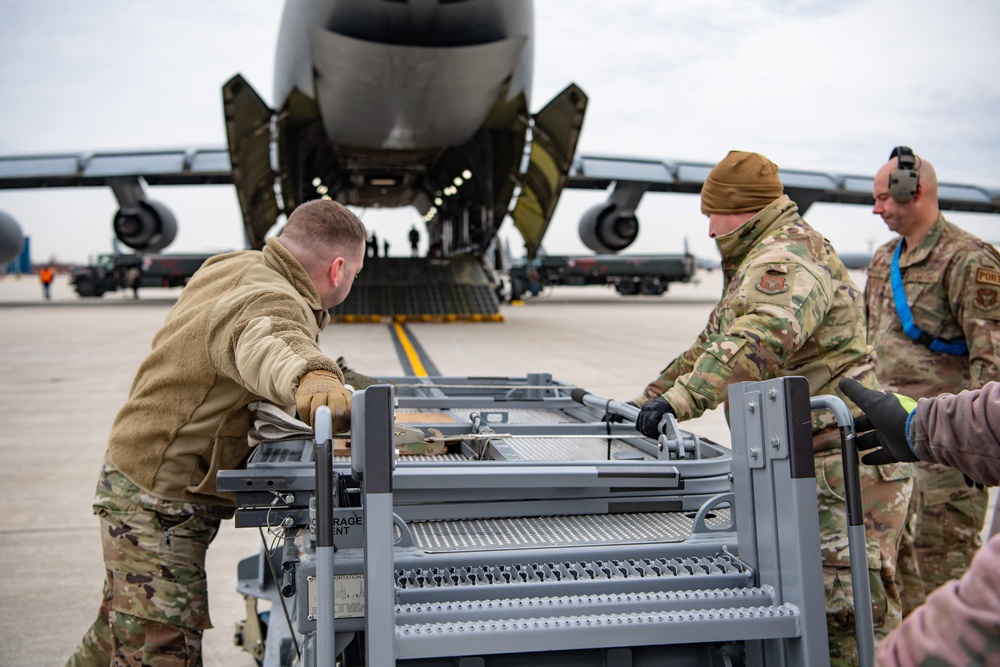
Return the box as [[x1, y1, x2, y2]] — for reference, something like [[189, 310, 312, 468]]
[[888, 146, 920, 203]]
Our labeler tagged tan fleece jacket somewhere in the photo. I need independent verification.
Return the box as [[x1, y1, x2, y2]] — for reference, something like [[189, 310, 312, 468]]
[[108, 238, 342, 507]]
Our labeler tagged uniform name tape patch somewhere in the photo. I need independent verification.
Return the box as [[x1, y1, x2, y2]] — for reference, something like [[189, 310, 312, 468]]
[[976, 268, 1000, 287]]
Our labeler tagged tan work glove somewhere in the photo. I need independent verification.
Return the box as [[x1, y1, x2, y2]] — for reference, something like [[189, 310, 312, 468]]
[[295, 370, 351, 432]]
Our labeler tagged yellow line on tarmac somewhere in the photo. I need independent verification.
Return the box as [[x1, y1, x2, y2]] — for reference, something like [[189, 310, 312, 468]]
[[393, 322, 427, 376]]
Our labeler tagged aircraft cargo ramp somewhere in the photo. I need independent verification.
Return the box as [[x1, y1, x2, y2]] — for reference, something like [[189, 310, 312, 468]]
[[328, 255, 502, 321], [218, 374, 876, 666]]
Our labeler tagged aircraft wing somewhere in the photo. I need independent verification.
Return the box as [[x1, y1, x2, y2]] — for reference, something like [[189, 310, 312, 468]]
[[0, 148, 233, 189], [7, 148, 999, 214], [0, 147, 235, 258], [565, 153, 1000, 215], [4, 147, 999, 261]]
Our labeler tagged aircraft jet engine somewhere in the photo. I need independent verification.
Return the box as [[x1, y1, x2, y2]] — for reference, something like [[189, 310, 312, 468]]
[[578, 181, 647, 254], [113, 199, 177, 253], [578, 201, 639, 254], [0, 210, 25, 265], [106, 177, 178, 253]]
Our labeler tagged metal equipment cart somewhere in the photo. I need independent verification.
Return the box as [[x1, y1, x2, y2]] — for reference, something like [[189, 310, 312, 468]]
[[218, 374, 873, 666]]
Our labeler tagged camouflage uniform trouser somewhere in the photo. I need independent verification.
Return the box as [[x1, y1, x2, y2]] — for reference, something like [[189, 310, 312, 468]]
[[815, 450, 914, 667], [909, 461, 988, 599], [66, 463, 225, 667]]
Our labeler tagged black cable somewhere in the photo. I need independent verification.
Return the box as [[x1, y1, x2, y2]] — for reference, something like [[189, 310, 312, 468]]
[[258, 526, 301, 661], [604, 399, 613, 460]]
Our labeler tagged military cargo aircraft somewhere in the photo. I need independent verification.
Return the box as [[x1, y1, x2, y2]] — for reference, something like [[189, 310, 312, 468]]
[[1, 0, 998, 318]]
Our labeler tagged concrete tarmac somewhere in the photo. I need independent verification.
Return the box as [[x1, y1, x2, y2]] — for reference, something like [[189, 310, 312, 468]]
[[0, 272, 730, 666]]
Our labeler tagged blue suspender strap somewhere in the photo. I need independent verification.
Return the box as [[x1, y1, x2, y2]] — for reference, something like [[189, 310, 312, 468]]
[[890, 242, 968, 356]]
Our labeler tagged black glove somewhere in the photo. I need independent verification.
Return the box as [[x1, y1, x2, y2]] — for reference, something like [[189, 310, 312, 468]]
[[636, 397, 675, 439], [838, 378, 919, 465], [601, 401, 637, 424], [963, 474, 986, 490]]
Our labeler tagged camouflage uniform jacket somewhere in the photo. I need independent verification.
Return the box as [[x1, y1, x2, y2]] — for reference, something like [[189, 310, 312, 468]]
[[636, 195, 879, 452], [865, 214, 1000, 396], [876, 381, 1000, 665], [107, 238, 342, 508]]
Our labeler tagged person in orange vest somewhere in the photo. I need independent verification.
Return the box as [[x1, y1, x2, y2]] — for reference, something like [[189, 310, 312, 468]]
[[39, 266, 54, 300]]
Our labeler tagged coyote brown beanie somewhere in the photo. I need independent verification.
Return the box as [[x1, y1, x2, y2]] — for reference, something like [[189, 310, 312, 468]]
[[700, 151, 783, 215]]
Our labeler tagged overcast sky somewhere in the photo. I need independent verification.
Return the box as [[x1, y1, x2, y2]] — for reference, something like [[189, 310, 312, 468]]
[[1, 0, 999, 265]]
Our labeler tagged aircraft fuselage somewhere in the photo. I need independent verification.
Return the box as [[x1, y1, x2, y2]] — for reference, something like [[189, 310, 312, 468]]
[[275, 0, 533, 150], [271, 0, 534, 255]]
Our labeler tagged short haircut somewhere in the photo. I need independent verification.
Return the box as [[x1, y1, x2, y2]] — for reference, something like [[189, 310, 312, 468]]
[[283, 199, 367, 254]]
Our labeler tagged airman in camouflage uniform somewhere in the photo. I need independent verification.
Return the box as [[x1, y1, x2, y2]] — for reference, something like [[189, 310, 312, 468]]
[[865, 149, 1000, 613], [66, 200, 366, 666], [631, 151, 914, 666]]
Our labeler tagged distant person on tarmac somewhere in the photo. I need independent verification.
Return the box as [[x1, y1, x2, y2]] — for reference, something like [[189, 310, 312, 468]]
[[622, 150, 913, 665], [65, 200, 366, 667], [125, 265, 141, 300], [409, 225, 420, 257], [39, 265, 54, 300]]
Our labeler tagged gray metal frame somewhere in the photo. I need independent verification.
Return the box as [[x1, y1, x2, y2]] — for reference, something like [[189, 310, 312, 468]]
[[222, 375, 874, 666]]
